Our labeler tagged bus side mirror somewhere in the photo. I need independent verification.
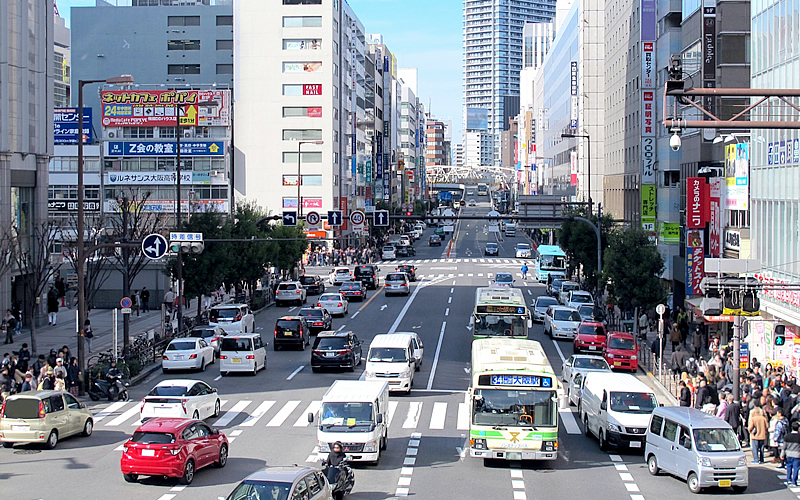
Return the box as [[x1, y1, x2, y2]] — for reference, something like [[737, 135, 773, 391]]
[[307, 412, 314, 423]]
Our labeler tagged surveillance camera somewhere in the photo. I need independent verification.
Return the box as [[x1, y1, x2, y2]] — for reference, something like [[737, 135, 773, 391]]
[[670, 132, 682, 151]]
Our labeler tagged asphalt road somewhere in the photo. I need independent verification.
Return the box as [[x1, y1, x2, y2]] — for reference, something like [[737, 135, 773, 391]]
[[1, 196, 795, 500]]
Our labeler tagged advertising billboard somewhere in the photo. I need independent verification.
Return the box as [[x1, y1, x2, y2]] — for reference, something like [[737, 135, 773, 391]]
[[709, 177, 722, 257], [101, 89, 230, 127], [54, 108, 93, 144], [724, 143, 749, 209], [641, 184, 656, 232], [686, 230, 705, 296], [466, 107, 489, 130], [106, 141, 225, 157], [659, 222, 680, 244], [686, 177, 709, 228]]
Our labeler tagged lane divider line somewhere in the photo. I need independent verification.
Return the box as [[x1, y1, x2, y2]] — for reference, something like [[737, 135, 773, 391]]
[[395, 432, 422, 497], [511, 468, 527, 500], [426, 321, 447, 390], [286, 365, 304, 380]]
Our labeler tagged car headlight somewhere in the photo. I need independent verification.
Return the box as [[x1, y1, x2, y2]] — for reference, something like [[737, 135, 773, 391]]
[[401, 369, 411, 377], [471, 438, 487, 449], [698, 456, 712, 467], [318, 441, 330, 452], [607, 422, 622, 432], [738, 456, 747, 466], [365, 371, 375, 377], [363, 440, 378, 452], [630, 355, 637, 360]]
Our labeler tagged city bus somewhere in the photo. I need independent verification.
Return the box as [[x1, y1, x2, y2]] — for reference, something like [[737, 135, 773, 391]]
[[472, 287, 532, 340], [468, 338, 559, 462], [477, 183, 489, 196], [534, 245, 567, 283]]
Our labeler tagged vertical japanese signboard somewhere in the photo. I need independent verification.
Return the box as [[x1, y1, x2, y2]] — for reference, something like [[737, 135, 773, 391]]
[[686, 177, 709, 229], [703, 0, 717, 121], [570, 62, 578, 130], [709, 177, 722, 257], [686, 230, 705, 296], [641, 0, 657, 236]]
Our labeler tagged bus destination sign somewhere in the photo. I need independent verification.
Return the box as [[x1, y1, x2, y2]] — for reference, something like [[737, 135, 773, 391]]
[[490, 375, 553, 388], [477, 305, 526, 315]]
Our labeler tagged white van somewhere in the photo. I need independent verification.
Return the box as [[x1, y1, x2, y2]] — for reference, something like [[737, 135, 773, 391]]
[[580, 372, 659, 451], [645, 406, 748, 494], [308, 380, 390, 464], [219, 334, 267, 376], [365, 334, 416, 394]]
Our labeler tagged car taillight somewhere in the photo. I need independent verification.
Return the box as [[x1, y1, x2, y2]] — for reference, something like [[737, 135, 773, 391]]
[[246, 355, 255, 359], [162, 355, 169, 360], [220, 355, 228, 359], [233, 314, 242, 322], [313, 350, 324, 355], [354, 291, 361, 295], [337, 302, 343, 307], [337, 349, 351, 355], [317, 303, 322, 307], [181, 399, 188, 414], [296, 290, 302, 294], [140, 398, 146, 413], [38, 401, 45, 419], [166, 445, 181, 455], [0, 400, 6, 418], [189, 353, 198, 359], [313, 322, 323, 326], [274, 328, 279, 337]]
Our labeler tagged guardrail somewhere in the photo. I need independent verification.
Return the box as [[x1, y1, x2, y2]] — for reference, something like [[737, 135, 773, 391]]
[[638, 341, 681, 400]]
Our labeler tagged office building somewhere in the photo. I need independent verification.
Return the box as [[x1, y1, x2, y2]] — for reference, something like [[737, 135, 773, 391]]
[[453, 142, 465, 166], [463, 0, 556, 165], [0, 0, 54, 315], [54, 13, 70, 108], [426, 119, 449, 167]]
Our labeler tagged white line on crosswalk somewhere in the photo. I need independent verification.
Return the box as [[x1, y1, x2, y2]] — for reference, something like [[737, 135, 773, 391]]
[[468, 273, 473, 277], [294, 401, 321, 427], [267, 400, 300, 427], [478, 273, 483, 277], [387, 401, 399, 427], [105, 405, 140, 427], [214, 400, 252, 427], [403, 402, 423, 429], [458, 274, 464, 277], [445, 308, 450, 316], [430, 402, 447, 430], [156, 495, 176, 500], [93, 401, 128, 423], [457, 403, 469, 431], [480, 259, 485, 263], [559, 409, 582, 434], [241, 401, 275, 427]]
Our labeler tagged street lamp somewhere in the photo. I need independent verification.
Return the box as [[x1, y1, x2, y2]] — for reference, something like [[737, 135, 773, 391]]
[[174, 99, 218, 333], [294, 140, 324, 218], [76, 75, 133, 389], [561, 132, 592, 215]]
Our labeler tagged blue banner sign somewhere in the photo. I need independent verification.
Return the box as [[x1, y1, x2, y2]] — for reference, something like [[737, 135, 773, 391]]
[[107, 141, 225, 156], [54, 108, 93, 144], [490, 375, 552, 388]]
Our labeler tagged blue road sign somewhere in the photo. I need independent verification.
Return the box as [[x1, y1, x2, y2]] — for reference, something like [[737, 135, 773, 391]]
[[375, 210, 389, 226], [327, 210, 343, 226], [283, 211, 298, 226], [142, 233, 168, 260]]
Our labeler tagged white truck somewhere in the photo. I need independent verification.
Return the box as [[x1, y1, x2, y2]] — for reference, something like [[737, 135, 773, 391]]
[[308, 380, 390, 464]]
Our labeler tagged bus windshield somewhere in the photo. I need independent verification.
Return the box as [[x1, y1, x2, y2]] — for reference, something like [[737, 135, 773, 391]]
[[474, 314, 527, 337], [472, 389, 557, 427], [540, 255, 566, 271]]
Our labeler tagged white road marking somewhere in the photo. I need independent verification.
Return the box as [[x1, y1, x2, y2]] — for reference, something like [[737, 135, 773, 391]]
[[381, 304, 388, 311], [615, 464, 628, 471], [513, 492, 527, 500], [266, 400, 301, 427], [478, 273, 484, 277], [458, 274, 464, 277], [552, 339, 566, 362], [306, 446, 320, 463], [170, 485, 187, 492], [288, 307, 297, 312], [527, 290, 532, 295], [230, 430, 243, 436], [114, 444, 125, 451], [395, 488, 409, 497], [609, 454, 623, 462], [351, 311, 359, 318], [404, 457, 416, 465], [294, 401, 321, 427], [337, 325, 345, 331], [398, 477, 411, 486], [406, 447, 418, 456], [286, 365, 304, 380], [429, 402, 447, 430], [156, 495, 177, 500], [401, 466, 414, 476], [450, 288, 454, 293], [558, 409, 582, 434], [457, 402, 469, 431], [625, 483, 640, 492], [105, 405, 140, 427], [387, 276, 447, 334], [619, 472, 634, 481], [214, 400, 252, 427], [93, 401, 128, 423], [445, 308, 450, 316], [387, 400, 399, 427], [510, 470, 523, 479], [468, 273, 474, 277], [213, 375, 222, 381], [512, 480, 525, 489], [427, 321, 447, 390], [403, 402, 423, 429]]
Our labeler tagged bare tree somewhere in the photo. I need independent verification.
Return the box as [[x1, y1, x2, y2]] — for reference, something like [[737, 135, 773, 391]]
[[61, 213, 115, 310], [11, 222, 60, 355], [106, 189, 165, 348]]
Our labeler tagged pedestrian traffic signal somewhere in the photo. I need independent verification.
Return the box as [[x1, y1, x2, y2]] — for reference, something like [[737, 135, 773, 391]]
[[775, 325, 786, 346]]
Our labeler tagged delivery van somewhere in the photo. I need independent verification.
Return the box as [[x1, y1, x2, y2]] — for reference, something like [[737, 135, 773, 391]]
[[308, 380, 390, 464], [365, 334, 416, 394], [580, 371, 659, 451]]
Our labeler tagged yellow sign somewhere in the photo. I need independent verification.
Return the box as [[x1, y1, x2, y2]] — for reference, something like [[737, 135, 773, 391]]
[[346, 418, 356, 427]]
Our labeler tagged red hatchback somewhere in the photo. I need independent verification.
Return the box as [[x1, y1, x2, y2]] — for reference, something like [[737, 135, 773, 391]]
[[573, 321, 607, 354], [121, 418, 228, 485], [603, 331, 638, 372]]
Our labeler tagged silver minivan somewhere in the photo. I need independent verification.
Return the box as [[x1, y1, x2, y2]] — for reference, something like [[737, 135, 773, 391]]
[[645, 406, 748, 494]]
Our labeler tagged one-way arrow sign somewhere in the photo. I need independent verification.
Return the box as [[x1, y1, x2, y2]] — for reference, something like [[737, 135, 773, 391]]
[[283, 211, 297, 226], [142, 233, 168, 260], [374, 210, 389, 226]]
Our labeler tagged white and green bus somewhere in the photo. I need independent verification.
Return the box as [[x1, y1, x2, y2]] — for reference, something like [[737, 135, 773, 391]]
[[472, 287, 532, 340], [468, 338, 559, 462]]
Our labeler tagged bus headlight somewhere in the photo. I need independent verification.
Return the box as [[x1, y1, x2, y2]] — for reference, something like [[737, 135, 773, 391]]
[[470, 438, 487, 449], [542, 441, 558, 452]]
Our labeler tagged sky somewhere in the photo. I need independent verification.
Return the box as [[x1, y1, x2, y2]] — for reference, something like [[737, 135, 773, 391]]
[[58, 0, 464, 143]]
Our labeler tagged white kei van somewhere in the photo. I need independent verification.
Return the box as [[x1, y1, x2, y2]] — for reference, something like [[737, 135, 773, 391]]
[[219, 334, 267, 376], [579, 371, 659, 451], [365, 334, 416, 394], [645, 406, 748, 494], [308, 380, 390, 464]]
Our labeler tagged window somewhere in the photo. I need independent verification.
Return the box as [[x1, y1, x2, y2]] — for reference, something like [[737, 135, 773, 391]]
[[49, 395, 65, 413], [282, 174, 322, 186], [167, 40, 200, 51], [283, 16, 322, 27], [168, 64, 201, 75], [283, 84, 322, 96], [159, 127, 177, 139], [649, 415, 663, 435], [216, 64, 233, 74], [283, 106, 322, 118], [283, 39, 322, 50], [216, 39, 233, 50], [283, 129, 322, 140], [216, 15, 233, 26], [679, 426, 692, 449], [283, 62, 322, 73], [283, 152, 323, 163], [284, 0, 322, 4], [122, 127, 154, 139], [663, 419, 679, 442], [168, 16, 200, 27]]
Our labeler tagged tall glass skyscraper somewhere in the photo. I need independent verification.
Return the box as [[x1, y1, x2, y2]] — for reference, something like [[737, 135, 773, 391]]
[[463, 0, 556, 165]]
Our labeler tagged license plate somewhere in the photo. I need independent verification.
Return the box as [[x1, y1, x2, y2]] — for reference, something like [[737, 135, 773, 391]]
[[614, 362, 622, 366], [325, 352, 335, 357], [284, 331, 294, 336], [232, 358, 241, 363], [142, 449, 155, 457], [11, 425, 28, 431], [629, 441, 641, 448], [718, 480, 731, 487], [506, 452, 522, 460], [175, 355, 184, 360], [588, 346, 596, 350]]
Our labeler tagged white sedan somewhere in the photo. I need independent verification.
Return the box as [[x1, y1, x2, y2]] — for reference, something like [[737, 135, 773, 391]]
[[561, 355, 611, 406], [317, 293, 349, 317], [140, 379, 221, 421], [162, 337, 215, 373], [329, 267, 353, 285]]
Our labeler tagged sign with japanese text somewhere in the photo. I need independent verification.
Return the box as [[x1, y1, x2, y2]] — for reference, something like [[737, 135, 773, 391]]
[[725, 143, 749, 209], [641, 137, 656, 183], [659, 222, 680, 244], [755, 274, 800, 309], [641, 184, 656, 229], [686, 177, 709, 228], [106, 172, 191, 185], [642, 42, 655, 88], [48, 200, 101, 212], [106, 141, 224, 157], [100, 89, 229, 127], [686, 245, 705, 296], [709, 177, 722, 257], [104, 199, 228, 213], [641, 91, 655, 136], [54, 108, 93, 144]]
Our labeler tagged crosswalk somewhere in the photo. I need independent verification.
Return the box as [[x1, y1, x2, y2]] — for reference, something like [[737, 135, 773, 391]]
[[381, 258, 532, 265]]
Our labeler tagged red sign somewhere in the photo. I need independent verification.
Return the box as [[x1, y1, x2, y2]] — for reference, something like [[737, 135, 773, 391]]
[[691, 246, 704, 295], [709, 177, 721, 257], [303, 84, 322, 96], [755, 274, 800, 308], [339, 197, 348, 231], [100, 90, 229, 127], [307, 107, 322, 117], [686, 177, 709, 228], [305, 230, 326, 239]]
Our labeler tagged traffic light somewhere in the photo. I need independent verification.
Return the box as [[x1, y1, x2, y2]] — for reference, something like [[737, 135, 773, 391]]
[[742, 290, 760, 316], [169, 240, 204, 254], [775, 325, 786, 346]]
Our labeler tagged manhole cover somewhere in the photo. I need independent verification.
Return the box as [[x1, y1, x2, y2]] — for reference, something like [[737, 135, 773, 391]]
[[15, 449, 41, 455]]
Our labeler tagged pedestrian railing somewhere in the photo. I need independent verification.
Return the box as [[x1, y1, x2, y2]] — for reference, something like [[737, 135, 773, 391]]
[[639, 342, 681, 400]]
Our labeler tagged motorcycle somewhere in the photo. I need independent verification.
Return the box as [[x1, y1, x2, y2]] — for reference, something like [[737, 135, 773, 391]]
[[88, 375, 130, 402], [321, 459, 354, 500]]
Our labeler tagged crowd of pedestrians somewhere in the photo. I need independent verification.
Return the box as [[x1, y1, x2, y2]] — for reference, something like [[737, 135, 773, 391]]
[[0, 344, 82, 401]]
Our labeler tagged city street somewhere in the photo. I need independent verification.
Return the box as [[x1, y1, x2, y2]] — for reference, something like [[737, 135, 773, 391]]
[[0, 199, 793, 500]]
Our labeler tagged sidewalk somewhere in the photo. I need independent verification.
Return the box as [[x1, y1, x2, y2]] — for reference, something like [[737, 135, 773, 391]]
[[1, 300, 198, 359]]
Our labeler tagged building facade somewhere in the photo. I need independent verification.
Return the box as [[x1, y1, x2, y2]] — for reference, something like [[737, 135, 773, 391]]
[[54, 13, 70, 108], [463, 0, 556, 165]]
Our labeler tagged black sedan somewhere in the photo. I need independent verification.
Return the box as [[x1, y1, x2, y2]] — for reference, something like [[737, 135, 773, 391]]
[[338, 281, 368, 302], [298, 307, 332, 333], [429, 235, 442, 246], [311, 331, 363, 372], [299, 275, 325, 295], [395, 264, 417, 282]]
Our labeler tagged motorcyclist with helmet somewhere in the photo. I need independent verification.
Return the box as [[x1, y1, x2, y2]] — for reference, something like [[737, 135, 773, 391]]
[[105, 360, 123, 400], [322, 441, 354, 499]]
